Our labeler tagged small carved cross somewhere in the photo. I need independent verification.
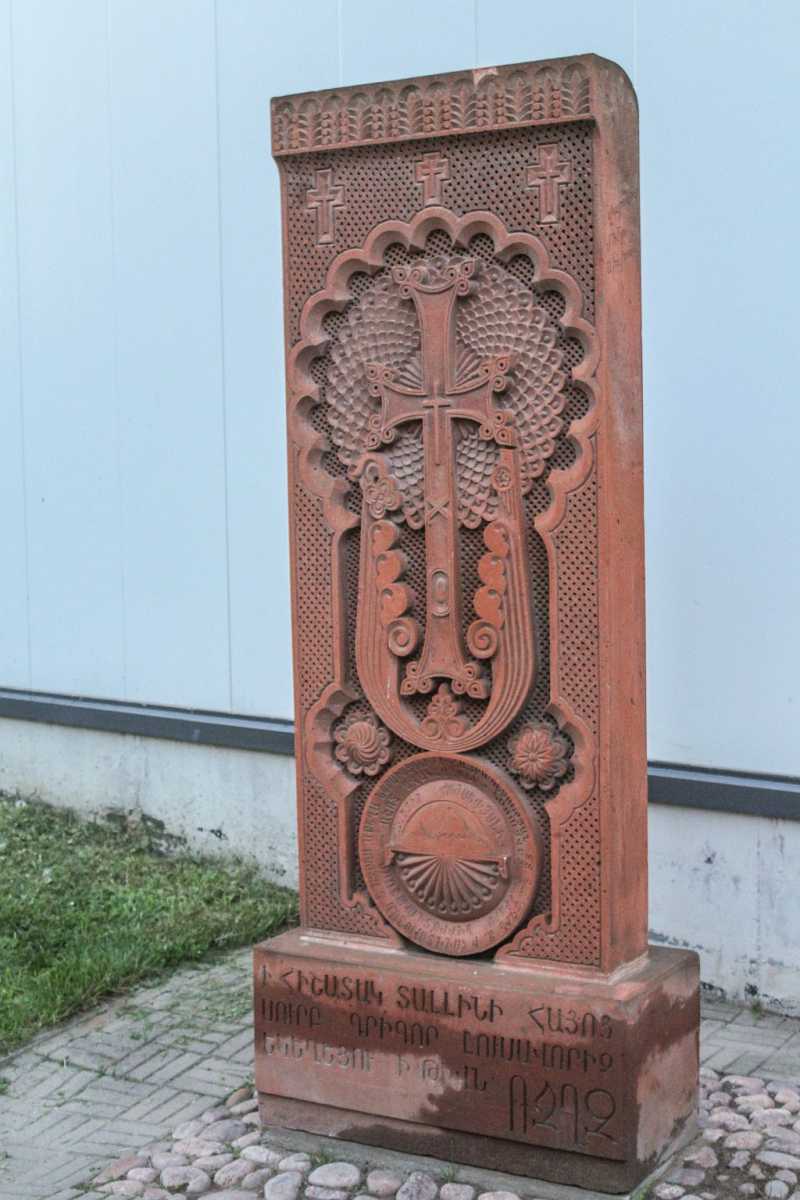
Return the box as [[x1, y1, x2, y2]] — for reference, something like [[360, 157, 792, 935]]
[[415, 153, 450, 206], [526, 143, 572, 224], [306, 169, 345, 244]]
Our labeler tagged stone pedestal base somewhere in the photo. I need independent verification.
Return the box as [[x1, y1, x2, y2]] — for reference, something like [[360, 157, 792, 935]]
[[253, 932, 699, 1194]]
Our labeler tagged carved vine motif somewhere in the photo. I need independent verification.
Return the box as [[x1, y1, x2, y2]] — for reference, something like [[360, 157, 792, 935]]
[[334, 713, 392, 777], [272, 62, 591, 155], [289, 210, 599, 943], [508, 722, 570, 791]]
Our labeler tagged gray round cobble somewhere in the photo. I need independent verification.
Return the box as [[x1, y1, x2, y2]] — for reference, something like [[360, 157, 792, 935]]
[[307, 1163, 362, 1190], [241, 1146, 282, 1166], [367, 1170, 404, 1197], [202, 1118, 250, 1142], [305, 1187, 351, 1200], [214, 1159, 254, 1187], [476, 1191, 521, 1200], [159, 1164, 211, 1194], [396, 1173, 438, 1200], [279, 1153, 313, 1173], [440, 1185, 476, 1200], [264, 1169, 306, 1200]]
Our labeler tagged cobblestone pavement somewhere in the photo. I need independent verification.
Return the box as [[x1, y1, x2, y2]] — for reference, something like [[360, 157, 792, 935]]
[[1, 949, 799, 1200]]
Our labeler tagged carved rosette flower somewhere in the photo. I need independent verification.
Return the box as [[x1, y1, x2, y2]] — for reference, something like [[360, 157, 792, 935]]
[[334, 715, 391, 777], [508, 722, 569, 791], [420, 684, 468, 741]]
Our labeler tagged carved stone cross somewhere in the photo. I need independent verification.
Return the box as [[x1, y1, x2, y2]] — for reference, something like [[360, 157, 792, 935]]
[[415, 153, 450, 206], [367, 260, 513, 697], [306, 168, 345, 244], [526, 143, 572, 223]]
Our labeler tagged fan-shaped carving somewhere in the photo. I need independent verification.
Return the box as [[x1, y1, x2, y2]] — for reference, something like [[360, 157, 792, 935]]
[[397, 853, 502, 915]]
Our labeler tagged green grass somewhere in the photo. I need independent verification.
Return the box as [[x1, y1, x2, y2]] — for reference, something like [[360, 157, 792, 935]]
[[0, 794, 297, 1055]]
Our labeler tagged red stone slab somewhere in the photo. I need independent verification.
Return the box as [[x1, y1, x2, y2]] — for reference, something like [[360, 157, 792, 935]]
[[257, 52, 700, 1189]]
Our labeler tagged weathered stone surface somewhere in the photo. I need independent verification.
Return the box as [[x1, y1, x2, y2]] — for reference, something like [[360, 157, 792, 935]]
[[765, 1182, 790, 1200], [725, 1077, 767, 1094], [172, 1119, 206, 1140], [278, 1153, 312, 1173], [242, 1168, 274, 1190], [202, 1117, 249, 1142], [754, 1109, 795, 1128], [725, 1131, 764, 1150], [440, 1186, 475, 1200], [214, 1159, 254, 1187], [152, 1152, 189, 1170], [710, 1109, 751, 1131], [200, 1105, 230, 1124], [396, 1174, 439, 1200], [264, 1170, 305, 1200], [308, 1164, 362, 1190], [242, 1146, 282, 1166], [193, 1154, 234, 1172], [102, 1184, 145, 1197], [687, 1146, 719, 1169], [654, 1186, 685, 1200], [758, 1152, 800, 1170], [226, 1086, 252, 1107], [159, 1165, 211, 1194], [97, 1156, 149, 1184], [233, 1131, 261, 1149], [127, 1168, 159, 1183], [173, 1138, 226, 1158], [730, 1151, 752, 1168], [476, 1192, 520, 1200], [305, 1187, 350, 1200], [367, 1170, 404, 1197]]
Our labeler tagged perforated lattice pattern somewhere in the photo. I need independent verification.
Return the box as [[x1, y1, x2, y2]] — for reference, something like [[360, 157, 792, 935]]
[[284, 125, 602, 962], [283, 123, 594, 342]]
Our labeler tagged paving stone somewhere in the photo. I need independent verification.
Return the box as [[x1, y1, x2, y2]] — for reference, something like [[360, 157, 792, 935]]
[[241, 1146, 282, 1166], [279, 1153, 313, 1173], [758, 1152, 800, 1170], [215, 1158, 257, 1186], [151, 1151, 189, 1169], [265, 1170, 306, 1200], [173, 1137, 227, 1157], [96, 1156, 150, 1184], [127, 1168, 159, 1183], [201, 1116, 249, 1141], [726, 1131, 765, 1150], [193, 1152, 235, 1171], [654, 1185, 685, 1200], [687, 1146, 719, 1168], [308, 1163, 362, 1189], [367, 1170, 405, 1197], [159, 1164, 212, 1193], [242, 1167, 275, 1190], [233, 1130, 262, 1148], [396, 1174, 439, 1200]]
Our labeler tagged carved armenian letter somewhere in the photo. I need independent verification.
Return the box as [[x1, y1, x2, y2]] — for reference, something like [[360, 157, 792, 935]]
[[254, 56, 700, 1192]]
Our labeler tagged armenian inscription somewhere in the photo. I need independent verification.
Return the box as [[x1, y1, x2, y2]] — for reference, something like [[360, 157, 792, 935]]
[[255, 956, 624, 1160]]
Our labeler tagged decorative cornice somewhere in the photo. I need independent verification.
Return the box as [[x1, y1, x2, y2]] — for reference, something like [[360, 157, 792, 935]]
[[271, 58, 592, 157]]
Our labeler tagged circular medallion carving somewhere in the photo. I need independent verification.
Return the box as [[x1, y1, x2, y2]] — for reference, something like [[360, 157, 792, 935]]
[[359, 754, 542, 956]]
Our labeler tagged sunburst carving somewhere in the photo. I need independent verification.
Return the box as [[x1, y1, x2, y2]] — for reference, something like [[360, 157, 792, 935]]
[[396, 852, 503, 916]]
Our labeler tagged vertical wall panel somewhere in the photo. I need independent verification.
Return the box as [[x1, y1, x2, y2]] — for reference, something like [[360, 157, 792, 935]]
[[11, 0, 123, 696], [638, 0, 800, 774], [0, 0, 30, 687], [340, 0, 476, 82], [216, 0, 338, 719], [476, 0, 636, 80], [108, 0, 230, 710]]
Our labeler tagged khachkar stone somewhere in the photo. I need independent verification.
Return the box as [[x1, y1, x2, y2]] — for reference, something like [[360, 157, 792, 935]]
[[254, 55, 699, 1192]]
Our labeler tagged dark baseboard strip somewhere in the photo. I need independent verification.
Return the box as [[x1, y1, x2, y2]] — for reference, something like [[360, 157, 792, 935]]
[[0, 687, 294, 755], [0, 687, 797, 820]]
